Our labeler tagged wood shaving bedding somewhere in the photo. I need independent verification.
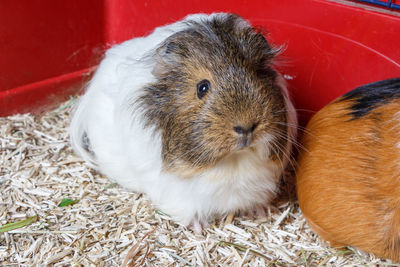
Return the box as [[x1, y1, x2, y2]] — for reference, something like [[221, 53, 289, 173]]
[[0, 99, 397, 266]]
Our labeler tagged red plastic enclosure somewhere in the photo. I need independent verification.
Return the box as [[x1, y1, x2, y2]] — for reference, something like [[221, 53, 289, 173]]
[[1, 0, 399, 125]]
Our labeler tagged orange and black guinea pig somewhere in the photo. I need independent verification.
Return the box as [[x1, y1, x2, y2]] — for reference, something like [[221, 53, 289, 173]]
[[296, 77, 400, 262]]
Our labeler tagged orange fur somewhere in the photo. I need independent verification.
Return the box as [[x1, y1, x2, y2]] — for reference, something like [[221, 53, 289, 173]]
[[297, 98, 400, 261]]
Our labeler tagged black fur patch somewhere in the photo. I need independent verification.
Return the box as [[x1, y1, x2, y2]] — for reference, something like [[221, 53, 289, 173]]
[[339, 78, 400, 119]]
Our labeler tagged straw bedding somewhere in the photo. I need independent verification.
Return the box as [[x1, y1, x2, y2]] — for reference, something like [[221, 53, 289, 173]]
[[0, 99, 396, 266]]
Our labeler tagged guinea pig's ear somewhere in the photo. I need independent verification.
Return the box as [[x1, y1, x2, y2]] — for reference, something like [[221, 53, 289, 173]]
[[234, 19, 278, 62], [239, 26, 282, 79], [252, 29, 278, 60], [152, 35, 185, 77]]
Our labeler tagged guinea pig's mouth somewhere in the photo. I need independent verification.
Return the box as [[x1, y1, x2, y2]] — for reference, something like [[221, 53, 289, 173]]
[[237, 134, 253, 150], [230, 132, 274, 155]]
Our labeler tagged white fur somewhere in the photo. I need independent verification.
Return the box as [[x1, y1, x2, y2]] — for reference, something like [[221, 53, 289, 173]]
[[70, 13, 297, 227]]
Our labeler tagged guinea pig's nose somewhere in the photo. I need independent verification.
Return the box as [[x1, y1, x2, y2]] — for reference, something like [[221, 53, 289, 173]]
[[233, 123, 258, 135]]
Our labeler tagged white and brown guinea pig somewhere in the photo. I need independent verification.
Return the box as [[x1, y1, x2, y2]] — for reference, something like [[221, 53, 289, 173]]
[[297, 78, 400, 261], [70, 13, 297, 233]]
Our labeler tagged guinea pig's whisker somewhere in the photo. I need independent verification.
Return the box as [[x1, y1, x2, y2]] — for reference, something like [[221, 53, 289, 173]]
[[269, 121, 316, 145], [270, 126, 308, 153], [188, 140, 229, 169], [268, 139, 288, 171], [270, 136, 295, 170], [271, 108, 317, 115], [192, 152, 209, 168], [267, 140, 284, 168], [181, 142, 218, 170], [293, 108, 317, 114], [271, 140, 298, 171], [178, 144, 205, 164], [267, 129, 298, 169], [270, 121, 311, 135], [270, 108, 288, 114], [192, 146, 216, 167], [271, 121, 299, 128], [164, 142, 205, 170]]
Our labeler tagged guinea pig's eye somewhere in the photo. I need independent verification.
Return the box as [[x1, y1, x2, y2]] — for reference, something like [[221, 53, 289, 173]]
[[196, 79, 210, 99]]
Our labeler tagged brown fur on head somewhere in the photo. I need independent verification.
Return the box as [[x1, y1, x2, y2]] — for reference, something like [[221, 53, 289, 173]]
[[138, 14, 288, 175]]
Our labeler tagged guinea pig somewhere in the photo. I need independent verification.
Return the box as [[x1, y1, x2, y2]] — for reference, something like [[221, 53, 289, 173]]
[[70, 13, 297, 233], [296, 78, 400, 261]]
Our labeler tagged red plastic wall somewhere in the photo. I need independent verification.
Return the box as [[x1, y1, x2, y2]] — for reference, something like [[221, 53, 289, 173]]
[[1, 0, 399, 124], [0, 0, 105, 115]]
